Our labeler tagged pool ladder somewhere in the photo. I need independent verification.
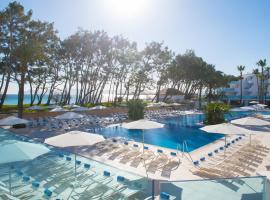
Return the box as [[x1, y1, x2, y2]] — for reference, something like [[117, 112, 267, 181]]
[[178, 141, 194, 163]]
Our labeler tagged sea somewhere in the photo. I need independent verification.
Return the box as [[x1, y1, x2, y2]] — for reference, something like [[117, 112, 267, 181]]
[[2, 94, 154, 105], [3, 94, 53, 105]]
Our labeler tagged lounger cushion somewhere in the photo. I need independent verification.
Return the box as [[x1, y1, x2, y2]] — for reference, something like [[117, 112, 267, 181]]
[[44, 188, 52, 197], [193, 161, 199, 165], [104, 171, 110, 177], [32, 181, 40, 188], [117, 176, 125, 182], [160, 192, 170, 200], [66, 156, 72, 161], [76, 160, 81, 165], [170, 152, 177, 156], [58, 153, 64, 158], [16, 170, 23, 176], [84, 163, 91, 169], [200, 157, 205, 161], [22, 176, 30, 182]]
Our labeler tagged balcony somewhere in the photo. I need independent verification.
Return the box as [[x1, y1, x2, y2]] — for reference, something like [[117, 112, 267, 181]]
[[244, 82, 253, 89], [223, 88, 237, 92]]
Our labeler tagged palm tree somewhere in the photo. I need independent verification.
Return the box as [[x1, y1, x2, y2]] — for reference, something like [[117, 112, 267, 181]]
[[257, 59, 267, 103], [265, 66, 270, 102], [237, 65, 245, 105], [253, 69, 260, 101]]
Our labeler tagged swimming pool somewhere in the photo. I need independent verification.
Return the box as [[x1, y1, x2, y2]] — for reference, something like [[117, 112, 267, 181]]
[[98, 111, 254, 152]]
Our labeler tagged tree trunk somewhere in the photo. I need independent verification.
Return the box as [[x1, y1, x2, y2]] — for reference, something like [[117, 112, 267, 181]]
[[0, 73, 5, 93], [17, 72, 25, 118], [0, 73, 11, 108], [198, 83, 203, 110], [155, 85, 161, 103]]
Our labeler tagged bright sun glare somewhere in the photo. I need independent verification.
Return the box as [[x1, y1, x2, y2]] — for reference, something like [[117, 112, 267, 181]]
[[106, 0, 148, 19]]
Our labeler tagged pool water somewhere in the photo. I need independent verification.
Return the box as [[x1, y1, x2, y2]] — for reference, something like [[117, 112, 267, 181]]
[[99, 114, 220, 152], [98, 111, 254, 152]]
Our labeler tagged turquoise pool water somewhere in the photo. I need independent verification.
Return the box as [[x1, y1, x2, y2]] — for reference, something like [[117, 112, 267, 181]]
[[98, 111, 253, 152]]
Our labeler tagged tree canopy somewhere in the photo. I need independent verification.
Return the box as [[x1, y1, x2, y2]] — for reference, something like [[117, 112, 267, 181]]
[[0, 2, 237, 117]]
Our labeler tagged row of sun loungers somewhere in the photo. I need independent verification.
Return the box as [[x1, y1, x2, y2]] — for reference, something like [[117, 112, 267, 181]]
[[145, 109, 201, 120], [84, 138, 181, 178], [27, 113, 128, 132], [0, 150, 149, 199], [191, 136, 270, 179]]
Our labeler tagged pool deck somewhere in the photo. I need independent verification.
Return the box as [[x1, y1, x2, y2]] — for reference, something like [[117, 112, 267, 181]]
[[78, 134, 246, 181], [11, 125, 270, 182]]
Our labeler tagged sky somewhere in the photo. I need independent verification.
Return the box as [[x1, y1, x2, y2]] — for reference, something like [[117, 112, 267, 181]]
[[1, 0, 270, 93]]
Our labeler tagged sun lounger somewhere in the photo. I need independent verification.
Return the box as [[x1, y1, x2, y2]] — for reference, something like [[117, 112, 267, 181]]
[[161, 160, 180, 178], [147, 156, 168, 174], [237, 157, 259, 168], [218, 164, 251, 177], [226, 159, 256, 172], [108, 148, 129, 160], [130, 152, 155, 168], [199, 166, 236, 178], [119, 151, 141, 164], [237, 151, 263, 163], [192, 169, 221, 179]]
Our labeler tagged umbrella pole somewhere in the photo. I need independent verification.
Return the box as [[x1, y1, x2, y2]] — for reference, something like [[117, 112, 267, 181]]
[[250, 135, 251, 145], [224, 136, 227, 157], [75, 153, 77, 179], [142, 130, 148, 178], [9, 167, 11, 194], [142, 130, 144, 154]]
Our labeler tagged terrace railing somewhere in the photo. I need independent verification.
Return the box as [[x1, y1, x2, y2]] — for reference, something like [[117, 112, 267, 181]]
[[158, 176, 267, 200]]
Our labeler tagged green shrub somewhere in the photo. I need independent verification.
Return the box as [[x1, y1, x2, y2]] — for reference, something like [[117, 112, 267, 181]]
[[127, 99, 145, 120], [101, 102, 114, 107], [204, 102, 229, 125]]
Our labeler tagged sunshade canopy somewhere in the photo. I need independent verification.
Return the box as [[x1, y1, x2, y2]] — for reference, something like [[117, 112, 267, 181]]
[[72, 107, 89, 112], [231, 116, 270, 126], [63, 104, 80, 108], [122, 119, 164, 130], [200, 123, 249, 135], [44, 131, 105, 147], [230, 107, 246, 112], [256, 114, 270, 120], [89, 105, 107, 110], [256, 104, 267, 107], [249, 101, 259, 104], [0, 140, 50, 164], [47, 105, 61, 109], [55, 112, 85, 120], [27, 105, 43, 110], [239, 106, 256, 111], [50, 107, 68, 112], [0, 116, 29, 126]]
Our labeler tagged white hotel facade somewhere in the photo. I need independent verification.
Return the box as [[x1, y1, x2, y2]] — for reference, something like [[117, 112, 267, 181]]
[[222, 73, 270, 105]]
